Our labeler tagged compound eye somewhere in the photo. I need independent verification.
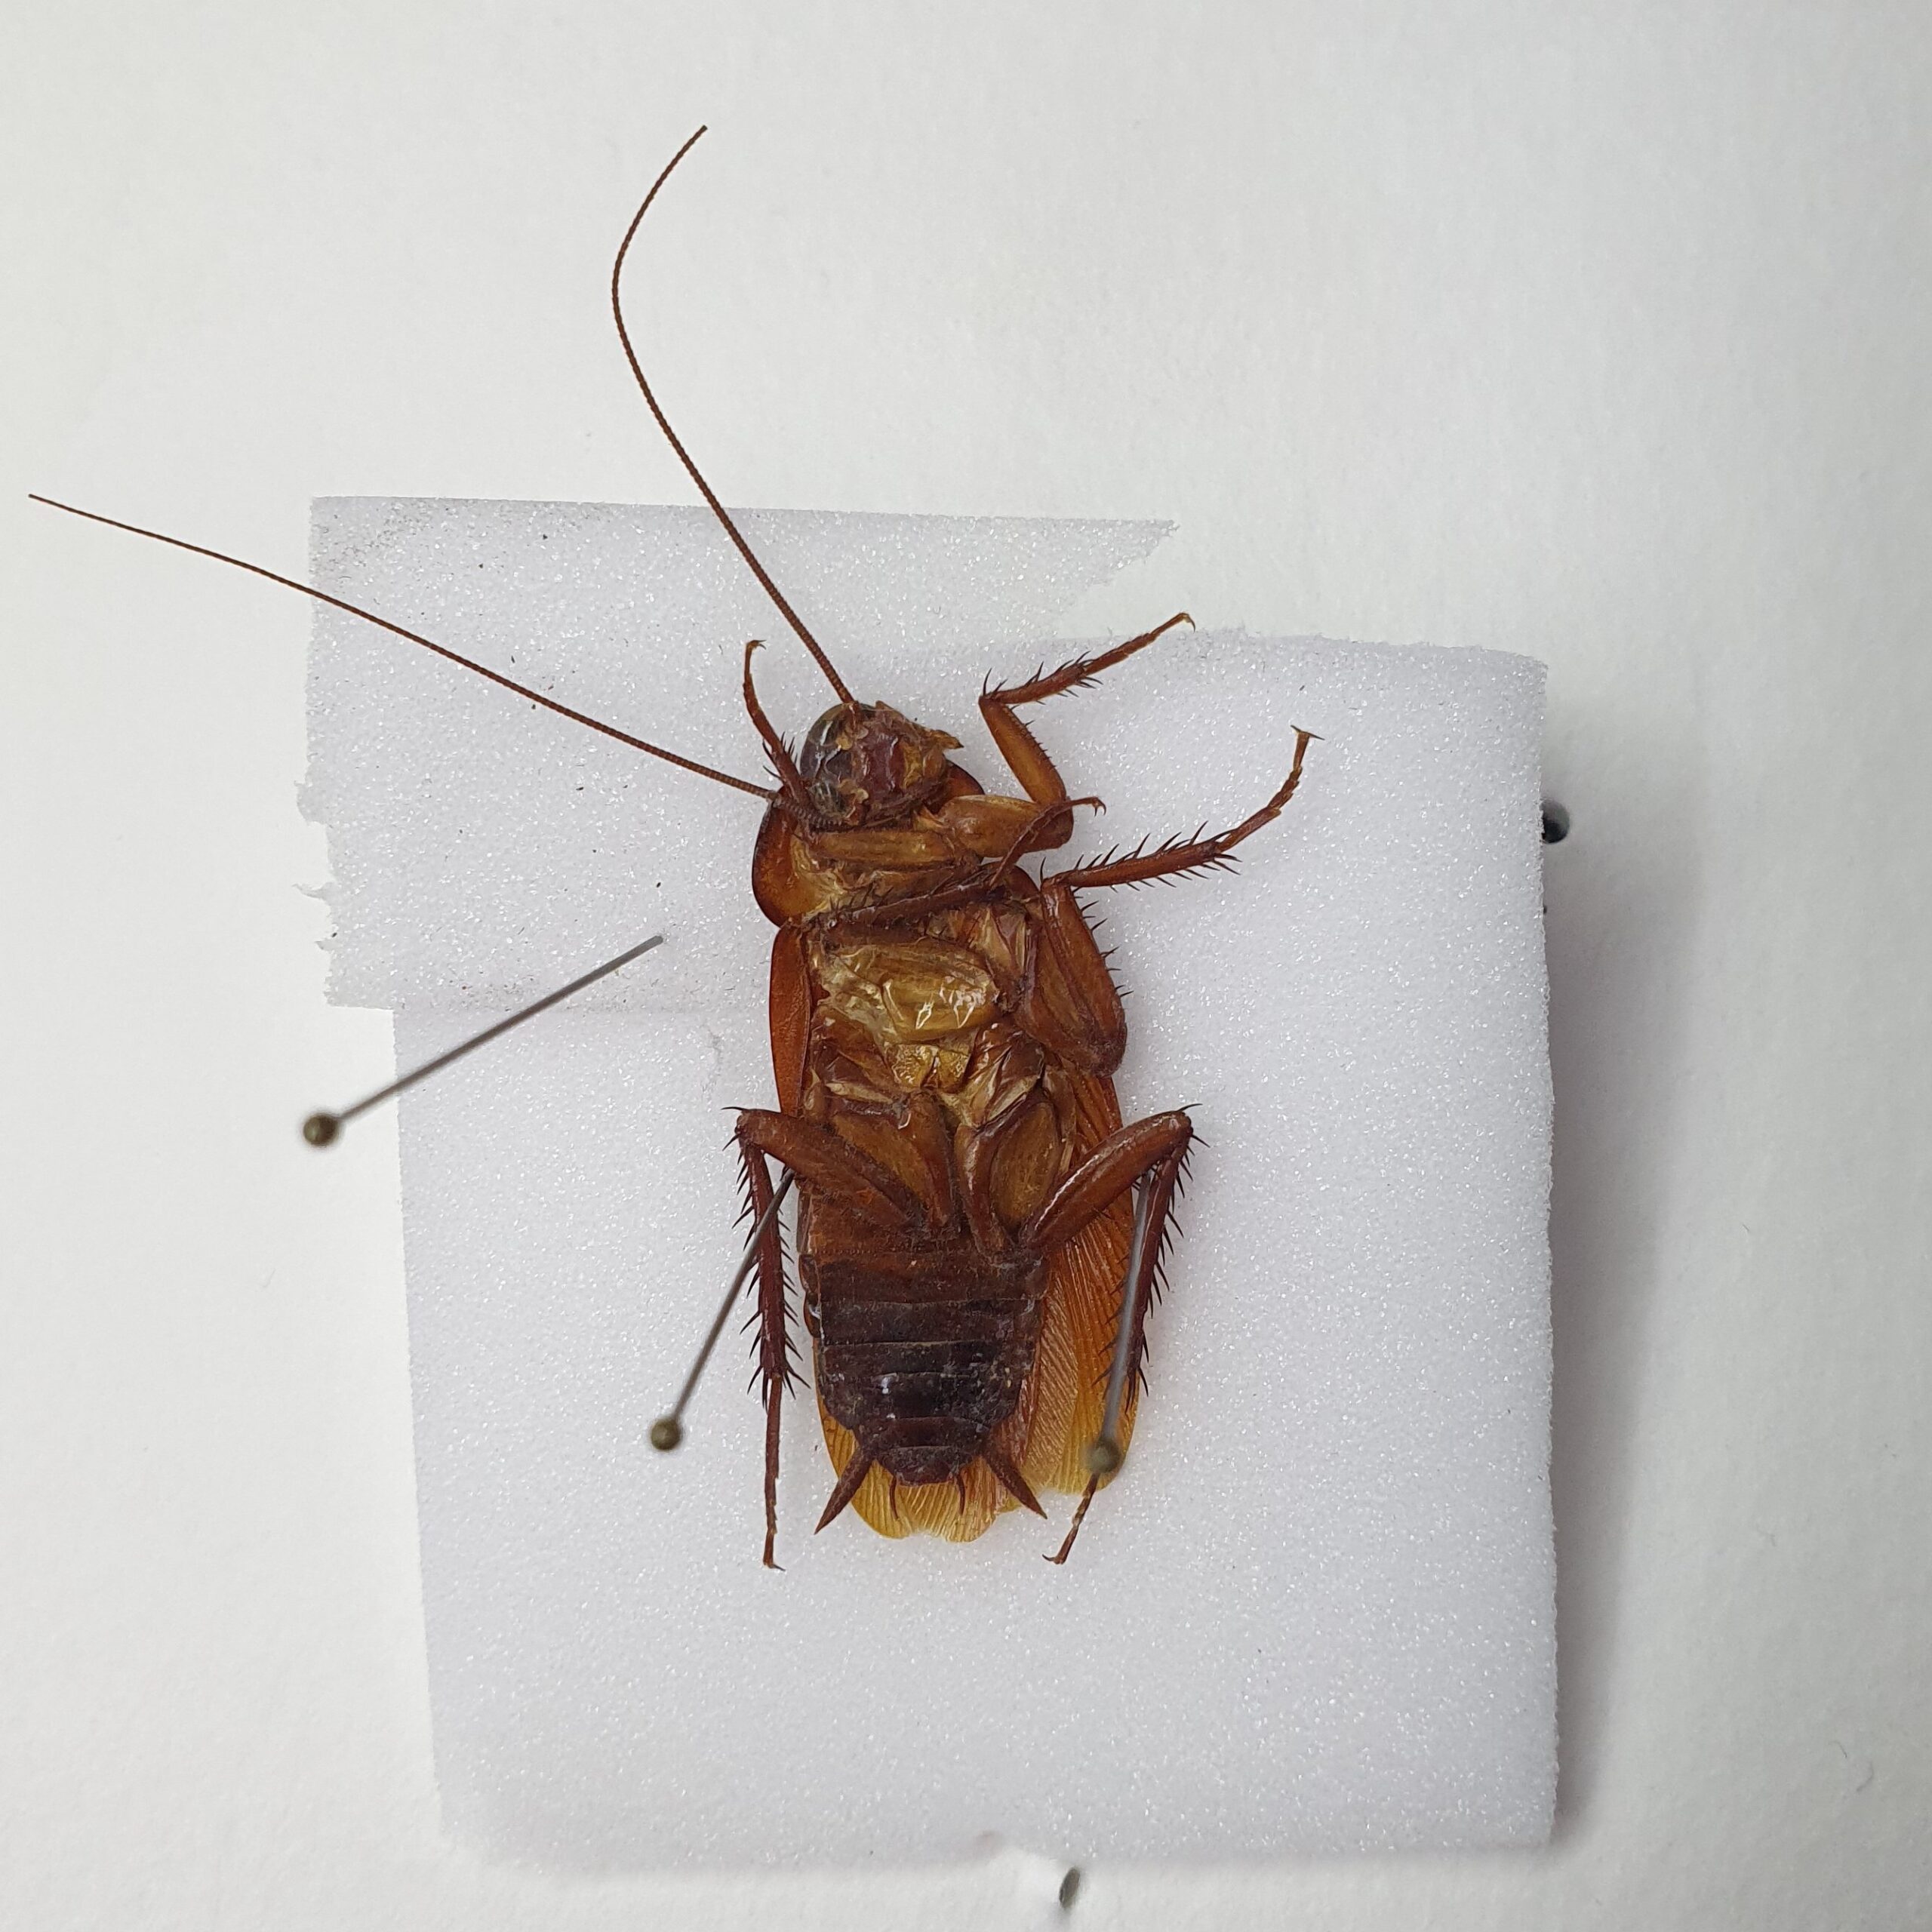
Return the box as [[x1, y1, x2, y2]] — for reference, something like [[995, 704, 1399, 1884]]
[[798, 703, 872, 820], [798, 703, 857, 782]]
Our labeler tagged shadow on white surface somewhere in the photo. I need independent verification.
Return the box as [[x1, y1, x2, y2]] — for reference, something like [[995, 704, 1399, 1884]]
[[1546, 699, 1706, 1831]]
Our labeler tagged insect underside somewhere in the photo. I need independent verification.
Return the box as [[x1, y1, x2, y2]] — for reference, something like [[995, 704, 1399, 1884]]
[[33, 126, 1313, 1568]]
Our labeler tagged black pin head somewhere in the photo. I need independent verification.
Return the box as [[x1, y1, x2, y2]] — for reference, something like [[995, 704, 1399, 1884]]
[[649, 1416, 683, 1453], [303, 1112, 340, 1148]]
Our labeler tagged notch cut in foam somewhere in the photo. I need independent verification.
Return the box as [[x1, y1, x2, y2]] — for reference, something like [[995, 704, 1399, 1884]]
[[305, 497, 1554, 1866]]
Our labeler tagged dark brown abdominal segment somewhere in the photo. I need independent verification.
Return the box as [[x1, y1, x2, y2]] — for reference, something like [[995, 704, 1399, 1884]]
[[809, 1254, 1046, 1487]]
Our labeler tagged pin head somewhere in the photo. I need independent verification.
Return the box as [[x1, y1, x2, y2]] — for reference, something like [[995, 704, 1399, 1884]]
[[303, 1112, 340, 1147], [649, 1416, 683, 1452], [1084, 1436, 1123, 1478]]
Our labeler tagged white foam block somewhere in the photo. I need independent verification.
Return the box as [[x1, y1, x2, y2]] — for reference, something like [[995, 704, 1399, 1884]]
[[305, 498, 1554, 1866]]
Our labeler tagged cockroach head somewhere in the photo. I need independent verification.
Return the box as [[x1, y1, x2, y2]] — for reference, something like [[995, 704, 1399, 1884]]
[[798, 703, 960, 825]]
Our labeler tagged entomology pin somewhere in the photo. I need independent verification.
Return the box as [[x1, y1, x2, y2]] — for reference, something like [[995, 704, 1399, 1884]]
[[32, 125, 1315, 1567], [300, 933, 666, 1146]]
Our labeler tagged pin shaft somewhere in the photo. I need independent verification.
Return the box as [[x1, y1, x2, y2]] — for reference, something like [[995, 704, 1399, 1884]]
[[305, 934, 664, 1143], [1091, 1178, 1153, 1472], [653, 1171, 796, 1447]]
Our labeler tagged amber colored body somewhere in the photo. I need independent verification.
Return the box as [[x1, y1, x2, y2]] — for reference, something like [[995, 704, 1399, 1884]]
[[753, 769, 1137, 1546], [731, 631, 1312, 1560]]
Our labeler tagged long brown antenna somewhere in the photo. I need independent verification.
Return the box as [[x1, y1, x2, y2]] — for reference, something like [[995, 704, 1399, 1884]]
[[611, 127, 856, 705], [27, 494, 777, 803]]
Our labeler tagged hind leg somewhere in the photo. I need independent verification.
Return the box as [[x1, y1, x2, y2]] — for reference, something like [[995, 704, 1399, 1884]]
[[1020, 1111, 1195, 1564], [735, 1137, 792, 1569], [733, 1112, 929, 1566]]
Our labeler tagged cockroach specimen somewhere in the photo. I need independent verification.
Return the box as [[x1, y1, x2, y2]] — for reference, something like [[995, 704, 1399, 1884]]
[[32, 127, 1313, 1567]]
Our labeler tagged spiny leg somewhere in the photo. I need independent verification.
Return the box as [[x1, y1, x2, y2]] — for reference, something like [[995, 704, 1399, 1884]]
[[734, 1110, 937, 1549], [1048, 1478, 1100, 1566], [980, 612, 1194, 806], [1052, 728, 1316, 893], [650, 1170, 795, 1454], [1056, 1140, 1191, 1564], [1023, 1110, 1194, 1257], [741, 640, 807, 799], [736, 1136, 794, 1570], [983, 795, 1105, 886], [734, 1109, 921, 1234], [1020, 1111, 1195, 1564], [811, 793, 1106, 937], [825, 878, 1010, 929], [820, 802, 1090, 932]]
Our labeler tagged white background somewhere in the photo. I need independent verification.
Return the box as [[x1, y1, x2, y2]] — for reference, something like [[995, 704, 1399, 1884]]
[[4, 4, 1927, 1928]]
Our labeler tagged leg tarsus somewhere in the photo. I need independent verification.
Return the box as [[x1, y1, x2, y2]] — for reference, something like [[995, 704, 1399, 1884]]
[[988, 612, 1195, 712], [1046, 1476, 1101, 1564]]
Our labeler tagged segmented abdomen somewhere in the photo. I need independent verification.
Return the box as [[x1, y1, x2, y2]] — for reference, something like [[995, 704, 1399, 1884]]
[[806, 1248, 1047, 1486]]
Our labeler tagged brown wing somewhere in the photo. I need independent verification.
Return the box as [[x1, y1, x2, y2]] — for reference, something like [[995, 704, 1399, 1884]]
[[1018, 1067, 1138, 1499], [818, 1411, 1012, 1542]]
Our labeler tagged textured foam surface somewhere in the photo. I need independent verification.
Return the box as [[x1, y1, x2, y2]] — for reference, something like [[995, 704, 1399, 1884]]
[[305, 498, 1554, 1867]]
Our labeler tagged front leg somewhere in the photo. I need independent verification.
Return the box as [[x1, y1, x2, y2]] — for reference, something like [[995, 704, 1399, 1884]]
[[830, 797, 1103, 932], [980, 612, 1193, 806]]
